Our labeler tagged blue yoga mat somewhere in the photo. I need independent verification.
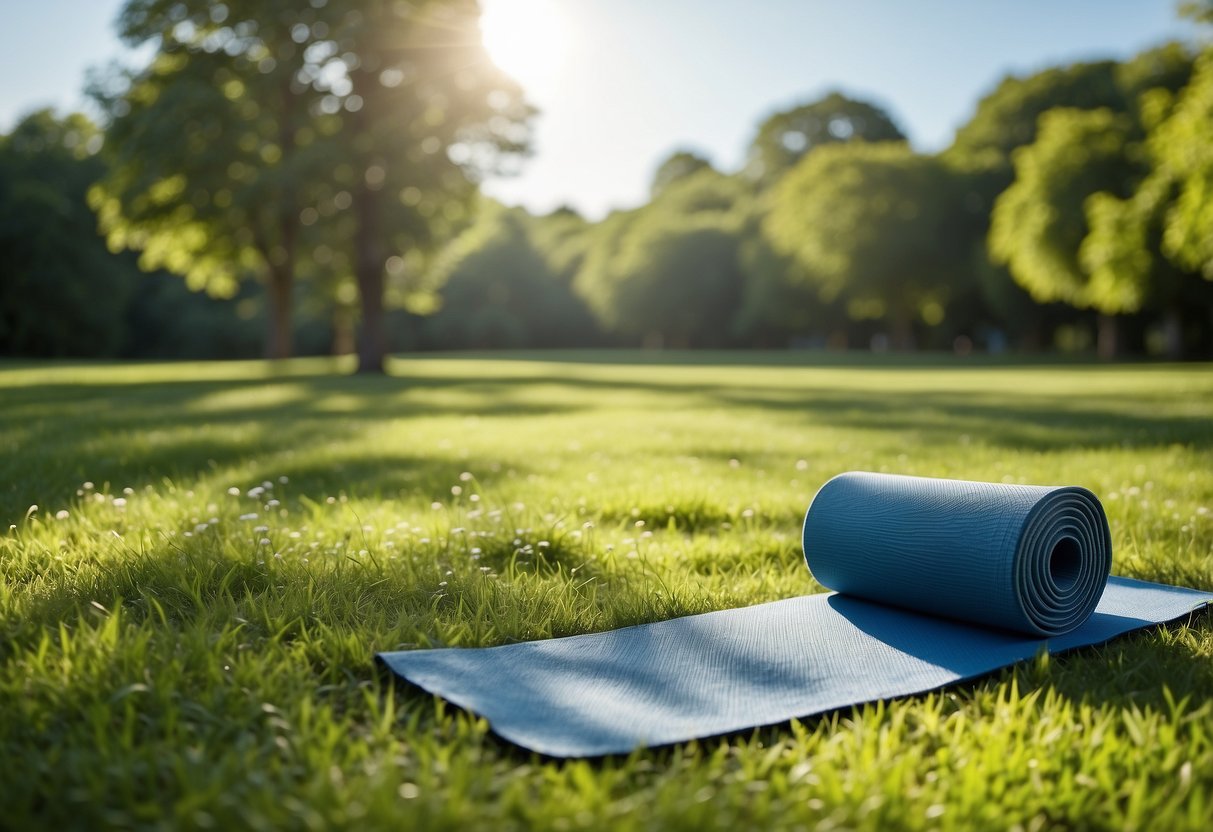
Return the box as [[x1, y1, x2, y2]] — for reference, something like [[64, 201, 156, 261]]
[[378, 473, 1212, 757]]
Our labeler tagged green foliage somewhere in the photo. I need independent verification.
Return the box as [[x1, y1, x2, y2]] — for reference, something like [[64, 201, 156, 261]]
[[93, 0, 347, 358], [650, 149, 714, 197], [1, 355, 1212, 828], [423, 205, 601, 348], [316, 0, 534, 371], [1149, 49, 1213, 278], [987, 42, 1213, 344], [93, 0, 534, 366], [0, 111, 133, 356], [766, 142, 969, 344], [575, 171, 751, 347], [989, 108, 1138, 310], [745, 92, 905, 186], [950, 45, 1193, 164]]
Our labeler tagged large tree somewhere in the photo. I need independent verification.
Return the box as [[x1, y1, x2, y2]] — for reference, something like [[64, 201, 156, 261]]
[[745, 92, 905, 187], [988, 108, 1141, 358], [92, 0, 339, 359], [94, 0, 532, 370], [1078, 49, 1213, 357], [765, 142, 969, 350], [318, 0, 533, 372], [949, 44, 1193, 165]]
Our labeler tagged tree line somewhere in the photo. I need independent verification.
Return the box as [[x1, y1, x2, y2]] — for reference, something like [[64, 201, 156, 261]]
[[3, 0, 1213, 367]]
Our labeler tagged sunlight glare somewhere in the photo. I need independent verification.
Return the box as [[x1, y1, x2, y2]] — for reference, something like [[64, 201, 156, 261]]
[[480, 0, 570, 95]]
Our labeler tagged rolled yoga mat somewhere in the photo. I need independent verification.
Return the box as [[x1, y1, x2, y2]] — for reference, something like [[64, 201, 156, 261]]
[[378, 473, 1212, 757]]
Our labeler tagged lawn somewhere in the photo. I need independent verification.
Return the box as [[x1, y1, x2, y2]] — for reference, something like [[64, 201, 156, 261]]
[[1, 352, 1212, 830]]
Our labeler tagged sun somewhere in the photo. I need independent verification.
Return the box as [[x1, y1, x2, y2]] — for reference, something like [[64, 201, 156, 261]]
[[480, 0, 569, 94]]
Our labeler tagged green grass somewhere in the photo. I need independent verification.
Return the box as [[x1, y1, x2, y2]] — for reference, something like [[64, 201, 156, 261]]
[[1, 352, 1211, 830]]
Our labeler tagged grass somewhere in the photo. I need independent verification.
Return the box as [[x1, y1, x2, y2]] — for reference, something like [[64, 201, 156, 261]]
[[1, 351, 1211, 830]]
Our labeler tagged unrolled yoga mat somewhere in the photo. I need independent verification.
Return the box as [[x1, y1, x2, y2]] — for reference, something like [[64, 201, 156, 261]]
[[378, 473, 1213, 757]]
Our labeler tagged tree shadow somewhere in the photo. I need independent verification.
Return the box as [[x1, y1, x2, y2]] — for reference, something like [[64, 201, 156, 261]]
[[0, 371, 577, 522]]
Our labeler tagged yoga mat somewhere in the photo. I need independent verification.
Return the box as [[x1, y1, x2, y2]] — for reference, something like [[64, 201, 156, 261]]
[[378, 473, 1212, 757]]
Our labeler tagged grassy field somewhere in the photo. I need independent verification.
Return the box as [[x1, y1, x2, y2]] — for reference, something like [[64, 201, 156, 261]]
[[1, 352, 1212, 830]]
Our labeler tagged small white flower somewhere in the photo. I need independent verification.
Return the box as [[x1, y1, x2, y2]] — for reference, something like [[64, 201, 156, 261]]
[[431, 502, 443, 511], [240, 513, 259, 521], [451, 485, 462, 496], [266, 499, 280, 508], [459, 472, 473, 481], [123, 487, 134, 496], [112, 498, 127, 508], [55, 510, 70, 520], [227, 487, 241, 496], [261, 481, 273, 490], [254, 525, 269, 533], [259, 538, 271, 546], [82, 482, 94, 491], [278, 476, 289, 484]]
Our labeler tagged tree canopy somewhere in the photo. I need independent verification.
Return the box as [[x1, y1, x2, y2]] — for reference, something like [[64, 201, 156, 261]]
[[745, 92, 905, 186], [765, 142, 967, 348], [93, 0, 533, 369]]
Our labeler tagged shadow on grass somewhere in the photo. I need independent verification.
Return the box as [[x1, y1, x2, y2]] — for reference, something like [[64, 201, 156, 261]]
[[2, 357, 1211, 522]]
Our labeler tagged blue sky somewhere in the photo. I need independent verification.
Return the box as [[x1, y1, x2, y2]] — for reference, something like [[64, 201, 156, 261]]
[[1, 1, 1200, 218]]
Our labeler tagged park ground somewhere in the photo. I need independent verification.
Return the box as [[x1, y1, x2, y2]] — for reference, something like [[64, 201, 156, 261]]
[[1, 352, 1212, 830]]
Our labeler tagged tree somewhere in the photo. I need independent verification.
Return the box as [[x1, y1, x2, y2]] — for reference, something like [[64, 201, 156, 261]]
[[92, 0, 341, 359], [423, 204, 600, 348], [745, 92, 905, 187], [949, 45, 1192, 164], [1078, 49, 1213, 357], [319, 0, 533, 372], [1149, 49, 1213, 279], [574, 170, 749, 347], [650, 149, 713, 197], [988, 108, 1139, 357], [765, 142, 969, 350], [94, 0, 532, 370], [528, 206, 592, 282], [0, 111, 133, 356]]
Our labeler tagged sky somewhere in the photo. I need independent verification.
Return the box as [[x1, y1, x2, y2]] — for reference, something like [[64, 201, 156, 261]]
[[0, 0, 1200, 219]]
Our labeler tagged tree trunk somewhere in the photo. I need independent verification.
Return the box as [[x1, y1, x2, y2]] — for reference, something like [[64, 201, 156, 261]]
[[1096, 314, 1118, 361], [261, 73, 298, 362], [353, 184, 387, 374], [264, 267, 293, 360]]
